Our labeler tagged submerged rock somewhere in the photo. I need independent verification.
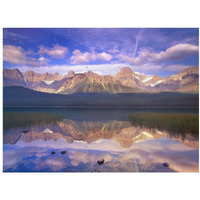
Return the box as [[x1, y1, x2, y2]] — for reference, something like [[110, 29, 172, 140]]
[[97, 159, 104, 165], [163, 162, 169, 167], [93, 169, 100, 172], [51, 151, 56, 155], [61, 150, 67, 155], [22, 130, 29, 133]]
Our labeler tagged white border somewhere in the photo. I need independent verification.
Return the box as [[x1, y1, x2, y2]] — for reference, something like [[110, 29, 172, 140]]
[[0, 1, 200, 200]]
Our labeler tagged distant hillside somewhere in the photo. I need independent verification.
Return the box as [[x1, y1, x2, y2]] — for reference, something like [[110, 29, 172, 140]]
[[3, 86, 199, 107]]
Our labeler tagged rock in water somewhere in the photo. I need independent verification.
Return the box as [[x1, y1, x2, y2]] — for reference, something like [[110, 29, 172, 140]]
[[61, 151, 67, 155], [22, 130, 29, 133], [51, 151, 56, 155], [163, 162, 169, 167], [97, 159, 104, 165]]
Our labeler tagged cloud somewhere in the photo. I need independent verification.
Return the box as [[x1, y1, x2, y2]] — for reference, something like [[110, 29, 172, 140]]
[[75, 71, 104, 75], [120, 43, 199, 66], [4, 41, 198, 76], [71, 50, 113, 64], [3, 45, 49, 66], [134, 28, 144, 57], [151, 43, 199, 62], [38, 57, 50, 65], [3, 29, 31, 43], [108, 49, 120, 54], [165, 64, 193, 72], [50, 28, 152, 55], [131, 63, 163, 74], [128, 63, 196, 75], [11, 63, 126, 75], [39, 44, 68, 58]]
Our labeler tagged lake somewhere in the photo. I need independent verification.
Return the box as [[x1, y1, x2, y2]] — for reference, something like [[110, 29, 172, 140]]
[[3, 107, 199, 172]]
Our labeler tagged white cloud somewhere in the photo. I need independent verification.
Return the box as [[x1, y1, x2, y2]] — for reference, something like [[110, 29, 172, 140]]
[[4, 43, 198, 76], [76, 70, 104, 75], [39, 44, 68, 58], [119, 43, 199, 66], [3, 45, 35, 66], [11, 63, 126, 76], [7, 61, 196, 77], [131, 63, 196, 74], [134, 28, 144, 57], [71, 49, 113, 64], [108, 48, 120, 54], [131, 63, 163, 74], [151, 43, 199, 62], [38, 57, 50, 65], [3, 45, 49, 66]]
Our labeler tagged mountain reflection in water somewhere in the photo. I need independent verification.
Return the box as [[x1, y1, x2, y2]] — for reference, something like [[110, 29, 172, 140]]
[[3, 108, 199, 172]]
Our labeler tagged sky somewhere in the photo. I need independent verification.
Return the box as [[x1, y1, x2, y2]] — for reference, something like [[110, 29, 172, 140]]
[[3, 28, 199, 77]]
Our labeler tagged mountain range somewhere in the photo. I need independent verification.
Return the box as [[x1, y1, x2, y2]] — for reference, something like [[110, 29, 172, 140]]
[[3, 66, 199, 94]]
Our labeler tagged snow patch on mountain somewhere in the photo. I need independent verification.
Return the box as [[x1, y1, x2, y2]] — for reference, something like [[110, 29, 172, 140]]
[[150, 80, 163, 87], [44, 80, 55, 85], [135, 72, 146, 75], [135, 76, 141, 80], [142, 76, 153, 83], [132, 74, 141, 80]]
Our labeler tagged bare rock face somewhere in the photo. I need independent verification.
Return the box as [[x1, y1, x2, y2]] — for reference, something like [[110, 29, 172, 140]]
[[64, 71, 75, 78], [58, 71, 137, 94], [114, 67, 164, 90], [141, 75, 163, 88], [3, 69, 26, 86], [57, 74, 87, 94], [3, 66, 199, 93], [115, 67, 138, 87], [152, 66, 199, 92], [85, 70, 96, 77], [178, 79, 199, 92], [22, 71, 64, 93], [118, 67, 133, 74], [24, 71, 63, 82]]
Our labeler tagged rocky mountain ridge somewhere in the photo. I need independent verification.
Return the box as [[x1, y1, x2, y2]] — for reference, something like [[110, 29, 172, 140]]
[[3, 66, 199, 93]]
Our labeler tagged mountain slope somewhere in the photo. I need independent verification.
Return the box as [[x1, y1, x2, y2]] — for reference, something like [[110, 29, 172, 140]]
[[114, 67, 164, 89], [151, 66, 199, 92], [58, 72, 138, 94], [3, 69, 26, 87], [3, 66, 199, 93], [24, 71, 63, 82]]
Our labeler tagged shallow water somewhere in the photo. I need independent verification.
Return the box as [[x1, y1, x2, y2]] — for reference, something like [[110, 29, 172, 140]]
[[3, 107, 199, 172]]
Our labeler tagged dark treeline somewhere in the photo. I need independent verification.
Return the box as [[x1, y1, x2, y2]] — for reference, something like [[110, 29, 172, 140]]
[[3, 86, 199, 108]]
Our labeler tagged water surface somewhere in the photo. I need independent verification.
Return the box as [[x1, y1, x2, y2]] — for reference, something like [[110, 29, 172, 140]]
[[3, 107, 199, 172]]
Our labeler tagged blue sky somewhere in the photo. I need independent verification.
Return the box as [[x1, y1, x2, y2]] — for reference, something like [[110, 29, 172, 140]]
[[3, 28, 199, 77]]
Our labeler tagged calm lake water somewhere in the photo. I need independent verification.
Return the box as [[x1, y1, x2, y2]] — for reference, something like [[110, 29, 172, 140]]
[[3, 107, 199, 172]]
